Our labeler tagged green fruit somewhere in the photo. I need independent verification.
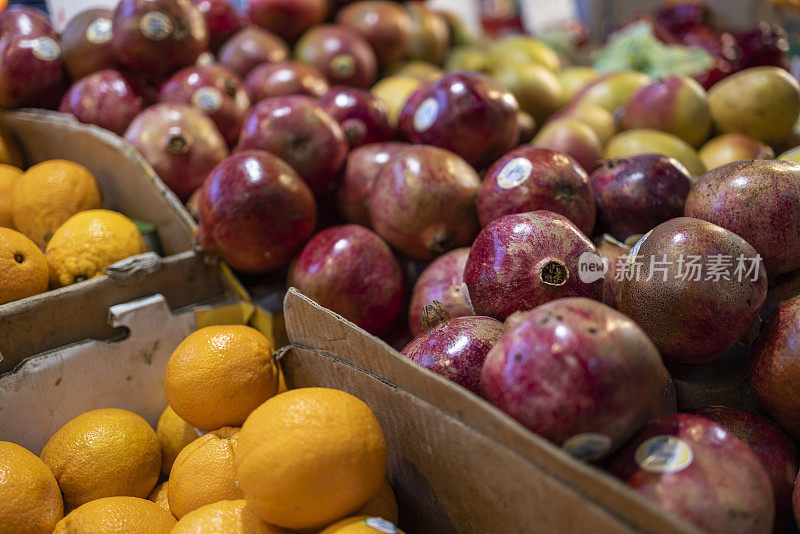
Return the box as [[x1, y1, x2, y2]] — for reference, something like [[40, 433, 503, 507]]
[[445, 46, 488, 73], [487, 36, 560, 73], [493, 62, 563, 123], [605, 129, 706, 176], [574, 71, 651, 112], [557, 66, 600, 102]]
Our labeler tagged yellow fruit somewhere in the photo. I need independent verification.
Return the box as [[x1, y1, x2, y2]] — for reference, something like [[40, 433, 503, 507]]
[[11, 159, 101, 247], [147, 482, 172, 514], [164, 325, 279, 431], [699, 133, 774, 170], [171, 500, 288, 534], [604, 129, 706, 176], [392, 61, 442, 83], [0, 164, 22, 228], [0, 227, 48, 305], [557, 66, 601, 102], [0, 126, 22, 167], [371, 75, 422, 127], [0, 441, 63, 534], [53, 496, 175, 534], [487, 36, 561, 72], [357, 478, 398, 524], [156, 405, 199, 476], [40, 408, 161, 509], [575, 70, 652, 112], [492, 62, 563, 124], [319, 516, 405, 534], [559, 104, 617, 144], [235, 387, 387, 530], [45, 209, 146, 288], [168, 427, 243, 519]]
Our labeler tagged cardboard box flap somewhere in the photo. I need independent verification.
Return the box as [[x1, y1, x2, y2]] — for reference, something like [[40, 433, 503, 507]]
[[283, 288, 698, 534]]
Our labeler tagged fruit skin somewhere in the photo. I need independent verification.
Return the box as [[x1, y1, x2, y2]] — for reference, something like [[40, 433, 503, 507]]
[[695, 407, 798, 531], [620, 75, 712, 148], [0, 34, 68, 110], [685, 159, 800, 277], [552, 103, 616, 144], [595, 234, 630, 308], [408, 247, 472, 337], [147, 482, 170, 512], [486, 35, 560, 73], [532, 118, 603, 173], [608, 414, 775, 534], [234, 387, 387, 530], [0, 441, 63, 534], [60, 8, 116, 80], [0, 227, 48, 305], [492, 62, 563, 125], [336, 141, 409, 226], [217, 27, 289, 79], [194, 0, 243, 51], [320, 516, 405, 534], [392, 61, 443, 83], [0, 126, 22, 167], [248, 0, 328, 42], [0, 6, 54, 39], [399, 71, 519, 170], [159, 64, 250, 146], [295, 24, 378, 89], [0, 163, 21, 228], [356, 478, 398, 524], [164, 325, 279, 431], [244, 60, 328, 103], [367, 145, 481, 261], [125, 103, 228, 201], [371, 75, 422, 128], [336, 1, 412, 68], [699, 133, 774, 171], [404, 2, 449, 65], [236, 96, 348, 196], [288, 225, 405, 337], [604, 129, 706, 177], [171, 500, 286, 534], [155, 405, 198, 476], [616, 217, 767, 363], [464, 211, 603, 321], [402, 306, 502, 394], [477, 146, 595, 236], [111, 0, 209, 80], [196, 150, 316, 274], [557, 66, 600, 102], [572, 70, 652, 112], [40, 408, 161, 510], [59, 70, 146, 136], [481, 298, 666, 460], [53, 496, 176, 534], [589, 154, 691, 241], [319, 87, 394, 148]]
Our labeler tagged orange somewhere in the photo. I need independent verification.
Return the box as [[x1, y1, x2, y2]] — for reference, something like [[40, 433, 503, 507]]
[[156, 405, 199, 476], [40, 408, 161, 509], [168, 427, 243, 518], [357, 479, 398, 524], [45, 209, 145, 288], [0, 441, 63, 534], [0, 125, 22, 167], [171, 500, 288, 534], [52, 496, 175, 534], [147, 482, 171, 514], [0, 164, 22, 228], [0, 227, 48, 304], [319, 516, 405, 534], [234, 387, 387, 530], [11, 159, 101, 247], [164, 325, 279, 431]]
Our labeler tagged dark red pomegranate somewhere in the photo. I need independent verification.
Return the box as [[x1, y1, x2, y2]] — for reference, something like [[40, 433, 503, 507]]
[[476, 146, 595, 235], [335, 1, 413, 68], [763, 268, 800, 319], [595, 234, 630, 308], [193, 0, 243, 51], [654, 2, 711, 35], [59, 70, 146, 136], [60, 8, 116, 80], [0, 5, 54, 39], [288, 224, 405, 337], [733, 22, 789, 71], [244, 60, 328, 103], [609, 414, 775, 534], [0, 34, 67, 110], [404, 2, 449, 65], [236, 95, 348, 196], [399, 71, 519, 170], [319, 87, 393, 147], [464, 211, 602, 321], [159, 64, 250, 146], [247, 0, 328, 42], [616, 217, 768, 363], [408, 247, 472, 337], [336, 141, 409, 226], [590, 154, 691, 241], [481, 298, 666, 460], [124, 103, 228, 201], [295, 24, 377, 89], [367, 145, 481, 261], [401, 301, 501, 394], [112, 0, 208, 80], [197, 150, 316, 274], [216, 26, 289, 79]]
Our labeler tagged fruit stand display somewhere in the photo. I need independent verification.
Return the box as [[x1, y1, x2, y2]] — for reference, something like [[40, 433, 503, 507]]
[[2, 0, 800, 533]]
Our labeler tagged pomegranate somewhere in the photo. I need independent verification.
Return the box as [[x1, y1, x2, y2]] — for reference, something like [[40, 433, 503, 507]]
[[481, 298, 666, 461], [0, 5, 54, 39], [401, 301, 501, 394], [609, 414, 775, 534], [319, 87, 393, 147], [408, 247, 472, 337], [124, 103, 228, 201], [244, 61, 328, 103], [236, 96, 348, 196], [476, 146, 595, 235], [367, 145, 481, 261], [193, 0, 243, 51], [763, 268, 800, 319], [288, 224, 405, 337], [197, 150, 316, 274], [159, 64, 250, 146], [217, 26, 289, 79], [595, 234, 630, 308], [60, 8, 116, 80], [404, 2, 449, 65], [335, 1, 413, 68], [463, 211, 602, 321], [616, 217, 768, 363], [59, 70, 146, 136], [0, 34, 67, 110], [295, 24, 377, 89], [247, 0, 328, 42]]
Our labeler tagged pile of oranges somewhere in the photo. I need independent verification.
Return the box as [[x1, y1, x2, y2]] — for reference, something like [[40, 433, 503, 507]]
[[0, 130, 146, 306], [0, 325, 402, 534]]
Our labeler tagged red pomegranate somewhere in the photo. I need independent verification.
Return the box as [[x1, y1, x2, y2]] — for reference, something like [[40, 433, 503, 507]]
[[319, 86, 394, 147], [60, 70, 146, 136], [243, 60, 328, 103], [408, 247, 472, 337], [60, 8, 117, 80], [216, 26, 289, 79]]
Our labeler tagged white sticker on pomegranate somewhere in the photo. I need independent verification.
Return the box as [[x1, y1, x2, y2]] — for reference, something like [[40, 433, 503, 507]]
[[32, 37, 61, 62], [139, 11, 173, 41], [461, 282, 476, 315], [363, 517, 399, 533], [413, 97, 439, 133], [634, 435, 693, 473], [497, 157, 533, 189], [627, 229, 653, 265], [562, 432, 613, 462], [192, 87, 223, 114], [86, 17, 113, 45], [330, 54, 356, 79]]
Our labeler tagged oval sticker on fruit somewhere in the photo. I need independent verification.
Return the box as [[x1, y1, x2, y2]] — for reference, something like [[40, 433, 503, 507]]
[[413, 97, 439, 133], [86, 17, 113, 45], [635, 435, 693, 473], [497, 157, 533, 189], [364, 517, 400, 533], [562, 432, 613, 462], [140, 11, 172, 41], [32, 37, 61, 62], [192, 87, 223, 114]]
